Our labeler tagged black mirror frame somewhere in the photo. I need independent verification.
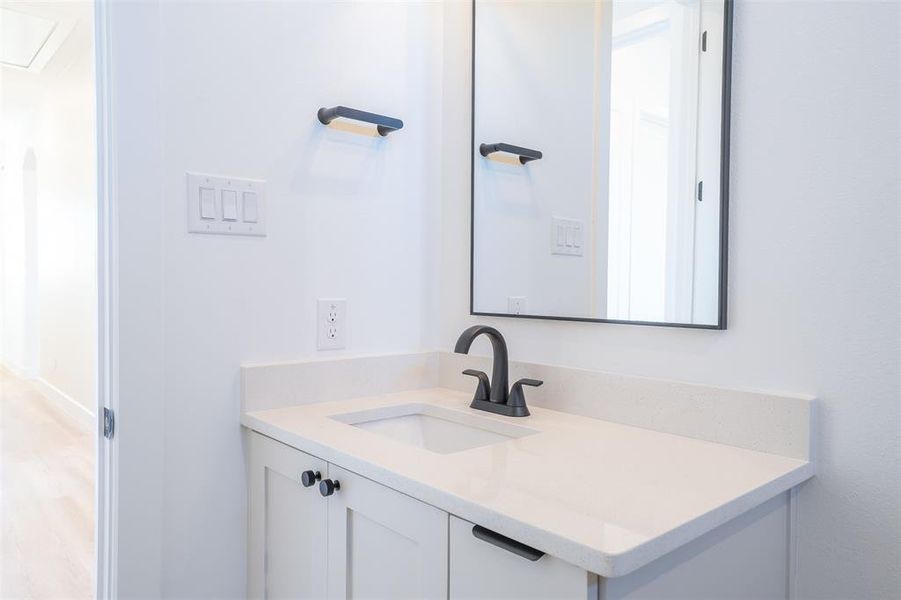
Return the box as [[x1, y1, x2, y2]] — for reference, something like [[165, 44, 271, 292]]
[[469, 0, 733, 330]]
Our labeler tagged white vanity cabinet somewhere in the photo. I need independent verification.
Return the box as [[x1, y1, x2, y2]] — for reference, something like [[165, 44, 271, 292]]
[[248, 431, 592, 600], [248, 432, 592, 600], [248, 430, 791, 600], [247, 433, 448, 600], [326, 465, 448, 599], [449, 516, 595, 600], [247, 433, 328, 599]]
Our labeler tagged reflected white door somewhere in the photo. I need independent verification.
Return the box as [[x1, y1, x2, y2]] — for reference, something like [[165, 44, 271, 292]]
[[606, 0, 701, 322]]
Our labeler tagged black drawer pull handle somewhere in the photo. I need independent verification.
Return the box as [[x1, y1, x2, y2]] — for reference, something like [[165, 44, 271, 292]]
[[472, 525, 545, 561]]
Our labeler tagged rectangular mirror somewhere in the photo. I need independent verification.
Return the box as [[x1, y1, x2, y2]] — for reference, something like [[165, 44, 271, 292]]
[[471, 0, 732, 328]]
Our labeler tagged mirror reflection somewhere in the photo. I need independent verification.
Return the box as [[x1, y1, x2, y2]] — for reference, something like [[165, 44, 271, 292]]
[[472, 0, 730, 327]]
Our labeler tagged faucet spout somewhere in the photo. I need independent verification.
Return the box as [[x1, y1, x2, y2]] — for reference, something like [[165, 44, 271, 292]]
[[454, 325, 509, 404]]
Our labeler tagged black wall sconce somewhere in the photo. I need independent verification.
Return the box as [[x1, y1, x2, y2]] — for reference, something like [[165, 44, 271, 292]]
[[318, 106, 404, 136]]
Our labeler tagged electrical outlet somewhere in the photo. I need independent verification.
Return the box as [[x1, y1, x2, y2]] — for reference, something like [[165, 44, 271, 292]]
[[507, 296, 526, 315], [317, 298, 346, 350]]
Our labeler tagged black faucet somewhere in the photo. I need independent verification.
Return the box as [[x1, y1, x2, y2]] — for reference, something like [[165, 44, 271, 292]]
[[454, 325, 542, 417]]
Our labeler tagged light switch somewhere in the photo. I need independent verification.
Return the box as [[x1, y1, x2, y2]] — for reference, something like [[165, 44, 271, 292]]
[[200, 187, 216, 219], [551, 217, 585, 256], [186, 172, 267, 236], [242, 191, 258, 223], [221, 190, 238, 221]]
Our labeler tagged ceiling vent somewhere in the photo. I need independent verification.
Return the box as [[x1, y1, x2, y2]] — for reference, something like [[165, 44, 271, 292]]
[[0, 7, 74, 73]]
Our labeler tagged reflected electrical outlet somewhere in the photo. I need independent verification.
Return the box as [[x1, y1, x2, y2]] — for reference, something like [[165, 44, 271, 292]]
[[507, 296, 526, 315]]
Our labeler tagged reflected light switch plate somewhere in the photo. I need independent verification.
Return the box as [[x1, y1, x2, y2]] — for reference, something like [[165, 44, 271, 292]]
[[556, 224, 566, 246], [552, 217, 584, 256]]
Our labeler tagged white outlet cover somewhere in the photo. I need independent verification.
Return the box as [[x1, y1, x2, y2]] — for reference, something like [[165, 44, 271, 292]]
[[507, 296, 526, 315], [317, 298, 347, 350]]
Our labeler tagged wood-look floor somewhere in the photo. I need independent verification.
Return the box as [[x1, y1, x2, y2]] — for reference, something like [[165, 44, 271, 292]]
[[0, 367, 94, 599]]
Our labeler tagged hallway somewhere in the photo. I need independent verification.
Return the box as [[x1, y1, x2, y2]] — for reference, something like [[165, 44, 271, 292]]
[[0, 367, 93, 599]]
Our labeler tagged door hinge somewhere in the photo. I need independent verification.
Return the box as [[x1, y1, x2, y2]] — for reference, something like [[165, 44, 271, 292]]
[[701, 30, 708, 52], [697, 180, 704, 202], [103, 407, 115, 439]]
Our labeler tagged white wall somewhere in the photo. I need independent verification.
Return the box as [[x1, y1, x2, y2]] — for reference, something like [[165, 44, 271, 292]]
[[439, 1, 901, 598], [104, 0, 165, 594], [107, 1, 444, 596], [0, 124, 37, 375], [106, 0, 899, 598], [473, 1, 597, 317], [0, 2, 96, 413]]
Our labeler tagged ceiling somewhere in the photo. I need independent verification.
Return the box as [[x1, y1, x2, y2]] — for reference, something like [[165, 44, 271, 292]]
[[0, 1, 88, 73]]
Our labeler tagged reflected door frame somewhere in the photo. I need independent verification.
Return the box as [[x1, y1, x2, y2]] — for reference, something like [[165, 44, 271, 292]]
[[601, 0, 702, 323]]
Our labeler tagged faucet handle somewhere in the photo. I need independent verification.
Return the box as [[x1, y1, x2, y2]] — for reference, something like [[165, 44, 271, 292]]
[[513, 378, 543, 389], [462, 369, 491, 402], [508, 378, 543, 416]]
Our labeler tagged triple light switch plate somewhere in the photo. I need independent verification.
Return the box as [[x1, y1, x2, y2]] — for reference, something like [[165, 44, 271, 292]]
[[186, 172, 267, 236]]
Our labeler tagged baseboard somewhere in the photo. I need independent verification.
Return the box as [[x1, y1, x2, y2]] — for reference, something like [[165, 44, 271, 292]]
[[787, 486, 801, 599], [0, 359, 38, 380], [31, 377, 95, 431]]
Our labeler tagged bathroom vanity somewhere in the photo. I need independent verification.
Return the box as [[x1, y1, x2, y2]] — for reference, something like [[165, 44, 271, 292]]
[[242, 6, 750, 592], [242, 352, 814, 599]]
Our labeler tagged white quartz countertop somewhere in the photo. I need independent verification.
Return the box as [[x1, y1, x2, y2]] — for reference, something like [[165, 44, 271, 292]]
[[242, 388, 813, 577]]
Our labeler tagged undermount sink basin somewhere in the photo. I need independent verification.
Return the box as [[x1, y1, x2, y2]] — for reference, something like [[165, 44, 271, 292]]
[[330, 403, 538, 454]]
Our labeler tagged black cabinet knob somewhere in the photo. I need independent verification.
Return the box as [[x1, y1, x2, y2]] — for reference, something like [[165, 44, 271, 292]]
[[300, 470, 321, 488], [319, 478, 340, 497]]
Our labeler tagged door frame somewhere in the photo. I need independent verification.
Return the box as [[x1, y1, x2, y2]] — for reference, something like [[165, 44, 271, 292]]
[[94, 0, 117, 596]]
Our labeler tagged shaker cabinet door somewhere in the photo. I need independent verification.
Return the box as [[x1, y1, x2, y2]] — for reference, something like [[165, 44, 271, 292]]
[[248, 432, 328, 600], [326, 466, 448, 600]]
